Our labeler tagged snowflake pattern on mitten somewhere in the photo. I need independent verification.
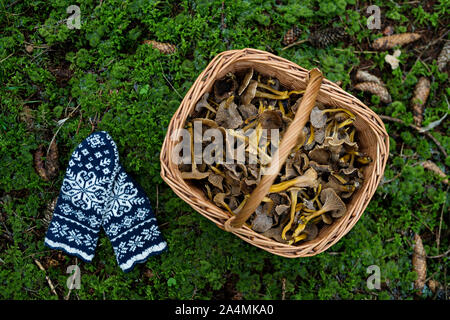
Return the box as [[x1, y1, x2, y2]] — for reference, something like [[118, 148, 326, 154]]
[[102, 166, 167, 272], [44, 131, 119, 262]]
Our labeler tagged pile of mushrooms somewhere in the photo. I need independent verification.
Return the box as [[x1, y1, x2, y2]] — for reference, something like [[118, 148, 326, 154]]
[[179, 69, 371, 245]]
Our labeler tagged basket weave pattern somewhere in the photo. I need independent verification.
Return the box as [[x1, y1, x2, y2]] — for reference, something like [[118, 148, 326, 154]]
[[160, 48, 389, 258]]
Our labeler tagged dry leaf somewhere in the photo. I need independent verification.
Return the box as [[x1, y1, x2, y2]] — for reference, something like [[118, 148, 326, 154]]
[[34, 145, 48, 181], [412, 233, 427, 295], [421, 160, 448, 184], [382, 26, 394, 36], [45, 141, 59, 180], [143, 40, 176, 54], [372, 33, 421, 50], [385, 49, 401, 70], [437, 40, 450, 72], [355, 70, 384, 85], [34, 141, 59, 181], [354, 82, 392, 103], [411, 77, 431, 127]]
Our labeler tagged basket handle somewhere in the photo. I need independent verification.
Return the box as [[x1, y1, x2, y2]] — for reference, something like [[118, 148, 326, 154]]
[[224, 68, 324, 231]]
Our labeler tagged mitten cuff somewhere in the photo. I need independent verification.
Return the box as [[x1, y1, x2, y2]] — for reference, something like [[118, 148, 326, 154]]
[[108, 218, 167, 272], [44, 212, 99, 262]]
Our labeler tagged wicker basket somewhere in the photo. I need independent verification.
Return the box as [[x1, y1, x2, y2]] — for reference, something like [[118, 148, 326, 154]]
[[160, 48, 389, 258]]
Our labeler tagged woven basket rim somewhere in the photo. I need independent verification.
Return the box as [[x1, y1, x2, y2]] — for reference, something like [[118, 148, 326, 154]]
[[160, 48, 389, 258]]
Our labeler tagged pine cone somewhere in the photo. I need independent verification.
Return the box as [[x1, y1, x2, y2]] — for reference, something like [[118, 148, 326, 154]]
[[282, 26, 301, 45], [411, 77, 430, 127], [372, 33, 421, 50], [354, 82, 392, 103], [308, 27, 347, 48], [412, 234, 427, 295], [143, 40, 176, 54], [437, 40, 450, 72], [355, 70, 384, 85]]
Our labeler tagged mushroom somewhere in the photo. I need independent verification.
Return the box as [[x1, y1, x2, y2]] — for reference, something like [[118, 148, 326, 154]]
[[269, 167, 318, 193], [214, 73, 238, 101], [241, 80, 258, 105], [208, 173, 224, 191], [292, 188, 346, 237], [261, 214, 289, 243], [251, 208, 273, 233], [239, 103, 258, 120], [181, 125, 210, 180], [309, 161, 332, 174], [215, 96, 243, 129], [213, 192, 234, 214], [324, 176, 355, 195], [195, 93, 217, 114], [311, 106, 356, 129], [310, 106, 327, 129], [238, 68, 254, 95], [288, 223, 318, 244], [281, 187, 302, 240], [308, 145, 330, 165], [259, 110, 283, 129]]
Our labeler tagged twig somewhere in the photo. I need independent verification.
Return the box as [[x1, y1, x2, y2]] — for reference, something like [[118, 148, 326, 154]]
[[0, 52, 14, 64], [0, 257, 5, 264], [47, 104, 81, 156], [379, 115, 448, 158], [427, 249, 450, 259], [281, 278, 286, 300], [34, 259, 59, 298], [282, 39, 308, 51], [158, 60, 183, 99], [437, 185, 448, 252]]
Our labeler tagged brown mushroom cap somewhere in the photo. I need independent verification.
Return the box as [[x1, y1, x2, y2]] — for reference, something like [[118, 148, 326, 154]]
[[238, 68, 254, 96], [308, 146, 330, 165], [241, 80, 258, 105], [304, 223, 319, 240], [259, 110, 283, 129], [310, 106, 327, 129], [239, 103, 258, 120], [195, 93, 212, 112], [215, 98, 243, 129], [320, 188, 347, 218], [309, 161, 332, 173], [208, 173, 224, 191], [314, 127, 326, 144], [214, 75, 238, 101], [251, 210, 273, 233]]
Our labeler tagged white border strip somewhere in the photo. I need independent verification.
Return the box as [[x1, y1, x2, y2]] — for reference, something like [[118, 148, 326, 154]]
[[44, 238, 94, 261], [119, 241, 167, 271]]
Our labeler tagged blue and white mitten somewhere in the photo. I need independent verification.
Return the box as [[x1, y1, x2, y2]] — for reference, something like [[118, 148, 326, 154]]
[[44, 131, 119, 262], [102, 165, 167, 272]]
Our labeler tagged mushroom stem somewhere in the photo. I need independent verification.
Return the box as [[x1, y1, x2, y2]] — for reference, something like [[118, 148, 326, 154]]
[[331, 172, 348, 184], [311, 183, 322, 207], [210, 165, 226, 177], [288, 233, 307, 245], [307, 124, 315, 145], [337, 118, 354, 129], [282, 189, 301, 240], [322, 108, 355, 120], [257, 82, 289, 97], [269, 168, 318, 193], [255, 91, 289, 100], [278, 101, 286, 116]]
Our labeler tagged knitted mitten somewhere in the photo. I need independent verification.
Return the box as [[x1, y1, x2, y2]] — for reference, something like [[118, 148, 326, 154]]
[[44, 131, 119, 262], [102, 165, 167, 272]]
